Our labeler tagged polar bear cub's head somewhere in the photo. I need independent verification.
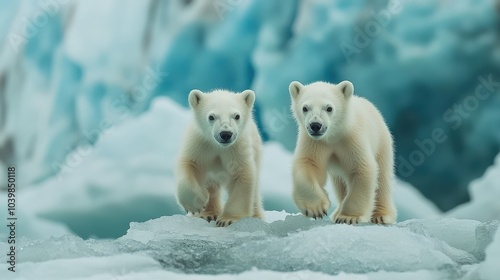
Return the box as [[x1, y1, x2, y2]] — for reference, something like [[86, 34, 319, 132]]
[[289, 81, 354, 140], [188, 89, 256, 147]]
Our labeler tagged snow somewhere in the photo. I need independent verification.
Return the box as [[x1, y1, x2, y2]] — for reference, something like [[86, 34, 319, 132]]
[[477, 225, 500, 280], [447, 153, 500, 222], [0, 213, 498, 280], [0, 262, 447, 280]]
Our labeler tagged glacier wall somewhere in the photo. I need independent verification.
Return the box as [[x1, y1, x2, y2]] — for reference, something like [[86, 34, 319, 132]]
[[0, 0, 499, 211]]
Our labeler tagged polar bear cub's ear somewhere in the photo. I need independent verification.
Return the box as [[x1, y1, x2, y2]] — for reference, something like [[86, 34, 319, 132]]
[[289, 81, 304, 100], [241, 89, 255, 107], [337, 81, 354, 98], [188, 89, 204, 109]]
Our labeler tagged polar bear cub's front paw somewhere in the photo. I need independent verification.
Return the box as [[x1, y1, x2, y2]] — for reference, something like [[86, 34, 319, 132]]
[[371, 209, 397, 225], [177, 184, 209, 214], [215, 215, 241, 227], [294, 187, 331, 219], [195, 210, 220, 223], [333, 214, 365, 225]]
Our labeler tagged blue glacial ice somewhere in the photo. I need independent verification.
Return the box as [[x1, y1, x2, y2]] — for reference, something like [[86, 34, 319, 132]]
[[0, 0, 499, 211]]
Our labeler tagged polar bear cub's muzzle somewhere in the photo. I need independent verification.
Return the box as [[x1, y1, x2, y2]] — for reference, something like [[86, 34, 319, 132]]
[[305, 113, 329, 139], [214, 128, 237, 146], [307, 120, 327, 139], [213, 121, 238, 147]]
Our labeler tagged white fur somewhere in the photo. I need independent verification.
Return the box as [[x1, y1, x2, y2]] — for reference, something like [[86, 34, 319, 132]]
[[289, 81, 397, 224], [176, 89, 263, 227]]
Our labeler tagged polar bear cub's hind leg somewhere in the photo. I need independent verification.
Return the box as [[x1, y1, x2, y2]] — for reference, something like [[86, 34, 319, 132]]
[[371, 145, 397, 224]]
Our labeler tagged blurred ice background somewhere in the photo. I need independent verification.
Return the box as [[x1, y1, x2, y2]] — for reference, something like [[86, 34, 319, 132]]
[[0, 0, 500, 278]]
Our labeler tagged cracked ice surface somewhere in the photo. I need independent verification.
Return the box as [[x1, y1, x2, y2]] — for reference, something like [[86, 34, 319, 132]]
[[1, 213, 498, 279]]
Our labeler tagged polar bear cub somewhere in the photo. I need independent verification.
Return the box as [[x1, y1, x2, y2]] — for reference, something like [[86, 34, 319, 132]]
[[176, 89, 264, 227], [289, 80, 397, 224]]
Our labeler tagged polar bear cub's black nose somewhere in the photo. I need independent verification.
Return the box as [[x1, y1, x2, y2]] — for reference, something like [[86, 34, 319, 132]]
[[220, 131, 233, 141], [310, 122, 322, 132]]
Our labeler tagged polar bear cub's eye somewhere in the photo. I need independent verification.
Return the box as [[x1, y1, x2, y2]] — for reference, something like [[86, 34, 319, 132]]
[[326, 106, 333, 112], [302, 107, 308, 113], [235, 114, 240, 120], [209, 115, 215, 121]]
